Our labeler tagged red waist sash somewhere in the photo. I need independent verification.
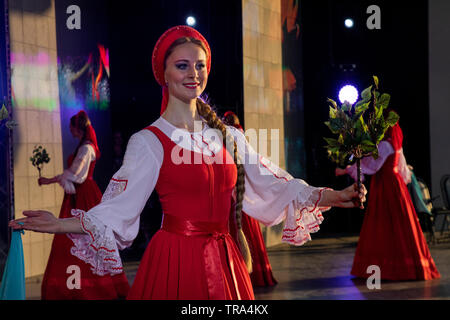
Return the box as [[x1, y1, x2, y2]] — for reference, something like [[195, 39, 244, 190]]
[[161, 214, 241, 300]]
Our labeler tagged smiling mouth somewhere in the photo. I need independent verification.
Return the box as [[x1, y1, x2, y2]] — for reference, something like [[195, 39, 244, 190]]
[[183, 83, 200, 89]]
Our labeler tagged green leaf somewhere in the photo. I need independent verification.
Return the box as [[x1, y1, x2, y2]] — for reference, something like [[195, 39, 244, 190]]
[[372, 148, 379, 159], [327, 98, 337, 109], [354, 101, 370, 114], [324, 121, 334, 133], [324, 137, 340, 147], [328, 118, 345, 133], [373, 76, 379, 89], [376, 132, 385, 144], [385, 111, 400, 127], [0, 104, 8, 121], [378, 93, 390, 109], [341, 102, 352, 112], [361, 86, 372, 101], [329, 106, 337, 119], [375, 105, 383, 119], [361, 139, 376, 153]]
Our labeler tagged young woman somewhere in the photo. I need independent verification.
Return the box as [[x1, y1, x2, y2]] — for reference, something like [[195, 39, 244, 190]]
[[336, 122, 440, 280], [11, 26, 366, 300], [37, 110, 130, 299]]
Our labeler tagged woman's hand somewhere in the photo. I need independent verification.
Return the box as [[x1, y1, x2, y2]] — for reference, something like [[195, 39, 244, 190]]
[[319, 184, 367, 209], [38, 177, 49, 186], [336, 183, 367, 209], [9, 211, 62, 233], [335, 167, 347, 177], [38, 177, 57, 186]]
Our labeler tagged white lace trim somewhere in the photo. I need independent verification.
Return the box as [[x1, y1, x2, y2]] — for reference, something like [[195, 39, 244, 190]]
[[66, 209, 124, 276], [282, 187, 331, 246], [102, 178, 128, 202]]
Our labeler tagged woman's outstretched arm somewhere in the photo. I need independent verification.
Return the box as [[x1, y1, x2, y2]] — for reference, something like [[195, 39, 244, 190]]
[[9, 211, 84, 234]]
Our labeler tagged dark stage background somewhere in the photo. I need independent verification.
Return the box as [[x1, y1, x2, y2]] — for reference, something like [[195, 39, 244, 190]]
[[300, 0, 430, 233], [107, 1, 244, 142]]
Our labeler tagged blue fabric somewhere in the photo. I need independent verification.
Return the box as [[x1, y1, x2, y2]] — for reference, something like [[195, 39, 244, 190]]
[[408, 172, 432, 216], [0, 229, 26, 300]]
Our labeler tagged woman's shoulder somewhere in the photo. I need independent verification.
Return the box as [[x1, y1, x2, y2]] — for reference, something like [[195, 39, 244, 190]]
[[126, 120, 164, 159], [78, 142, 95, 154], [133, 119, 164, 143]]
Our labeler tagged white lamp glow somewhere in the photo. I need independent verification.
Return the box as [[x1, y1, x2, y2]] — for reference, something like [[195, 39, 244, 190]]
[[344, 18, 354, 28], [186, 16, 196, 27], [339, 85, 359, 105]]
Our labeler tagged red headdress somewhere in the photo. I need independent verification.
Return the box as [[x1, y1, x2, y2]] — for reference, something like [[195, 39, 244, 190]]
[[385, 122, 403, 151], [223, 111, 243, 131], [152, 25, 212, 115]]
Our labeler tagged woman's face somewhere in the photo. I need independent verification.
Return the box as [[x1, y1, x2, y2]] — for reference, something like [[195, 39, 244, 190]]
[[70, 124, 82, 139], [164, 42, 208, 104]]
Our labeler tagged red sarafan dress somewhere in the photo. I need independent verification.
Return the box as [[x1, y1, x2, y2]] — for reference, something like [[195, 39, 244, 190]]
[[127, 126, 254, 299], [41, 143, 130, 299], [227, 207, 278, 287], [350, 124, 440, 280], [239, 213, 277, 287]]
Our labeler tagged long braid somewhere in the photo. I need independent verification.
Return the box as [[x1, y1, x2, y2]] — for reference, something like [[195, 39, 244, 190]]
[[196, 98, 252, 273]]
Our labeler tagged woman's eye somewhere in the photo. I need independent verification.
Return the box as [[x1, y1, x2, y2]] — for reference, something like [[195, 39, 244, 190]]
[[176, 63, 188, 70], [196, 63, 205, 70]]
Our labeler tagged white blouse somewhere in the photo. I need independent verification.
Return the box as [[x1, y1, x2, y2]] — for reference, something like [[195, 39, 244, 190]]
[[57, 144, 96, 194], [67, 117, 331, 276], [345, 140, 412, 185]]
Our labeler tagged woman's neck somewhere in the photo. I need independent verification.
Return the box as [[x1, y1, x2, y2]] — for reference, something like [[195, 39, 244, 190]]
[[162, 98, 203, 132]]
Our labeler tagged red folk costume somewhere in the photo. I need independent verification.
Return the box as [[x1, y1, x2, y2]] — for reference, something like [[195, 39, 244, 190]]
[[66, 26, 331, 300], [42, 114, 129, 299], [241, 213, 277, 287], [347, 123, 440, 280]]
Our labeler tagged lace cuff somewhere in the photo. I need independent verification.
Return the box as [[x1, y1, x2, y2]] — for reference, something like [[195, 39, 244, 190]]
[[57, 173, 76, 194], [66, 209, 124, 276], [282, 187, 331, 246]]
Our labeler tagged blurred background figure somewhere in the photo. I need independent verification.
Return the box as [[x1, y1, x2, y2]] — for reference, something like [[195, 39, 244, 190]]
[[37, 110, 130, 299], [336, 121, 440, 281]]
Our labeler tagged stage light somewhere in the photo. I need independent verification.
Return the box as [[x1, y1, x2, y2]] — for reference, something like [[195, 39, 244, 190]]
[[186, 16, 196, 27], [339, 85, 358, 105], [344, 18, 354, 28]]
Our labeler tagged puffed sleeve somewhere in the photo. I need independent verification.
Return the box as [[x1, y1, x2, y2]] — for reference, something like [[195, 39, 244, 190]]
[[66, 131, 163, 276], [396, 148, 412, 185], [345, 141, 395, 182], [57, 144, 95, 194], [228, 126, 331, 246]]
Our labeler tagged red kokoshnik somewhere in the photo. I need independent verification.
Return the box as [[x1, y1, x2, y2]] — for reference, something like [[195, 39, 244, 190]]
[[151, 25, 212, 115]]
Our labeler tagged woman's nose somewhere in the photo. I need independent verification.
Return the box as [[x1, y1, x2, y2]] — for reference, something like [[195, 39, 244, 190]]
[[187, 66, 197, 78]]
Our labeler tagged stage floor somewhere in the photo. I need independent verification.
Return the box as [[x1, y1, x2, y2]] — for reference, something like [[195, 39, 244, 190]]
[[24, 234, 450, 300]]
